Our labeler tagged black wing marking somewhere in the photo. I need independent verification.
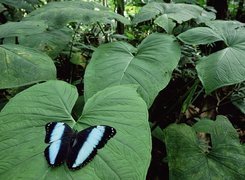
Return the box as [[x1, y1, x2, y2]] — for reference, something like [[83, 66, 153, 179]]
[[44, 122, 74, 167], [66, 125, 116, 170], [97, 126, 116, 149], [44, 137, 71, 167], [45, 122, 73, 143], [66, 126, 92, 170]]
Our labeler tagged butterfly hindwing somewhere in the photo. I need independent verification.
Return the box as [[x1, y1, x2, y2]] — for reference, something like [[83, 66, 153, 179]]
[[66, 126, 92, 170], [44, 122, 116, 170], [96, 126, 116, 149], [44, 138, 71, 167], [66, 125, 116, 170], [44, 122, 74, 167]]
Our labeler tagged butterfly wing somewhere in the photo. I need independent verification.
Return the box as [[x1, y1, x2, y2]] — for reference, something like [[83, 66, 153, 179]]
[[66, 125, 116, 170], [44, 122, 74, 167]]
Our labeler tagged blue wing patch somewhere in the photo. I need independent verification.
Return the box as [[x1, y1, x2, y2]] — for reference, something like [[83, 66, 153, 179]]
[[44, 122, 116, 170]]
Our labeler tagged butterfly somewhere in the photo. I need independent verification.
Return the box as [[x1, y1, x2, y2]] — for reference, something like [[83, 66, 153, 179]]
[[44, 122, 116, 170]]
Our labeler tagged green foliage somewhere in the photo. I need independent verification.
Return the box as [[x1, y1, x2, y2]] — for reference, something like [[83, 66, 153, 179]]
[[25, 1, 130, 29], [84, 33, 181, 107], [0, 81, 151, 179], [0, 0, 36, 11], [70, 52, 86, 67], [151, 124, 165, 142], [164, 116, 245, 179], [0, 44, 56, 89], [154, 15, 176, 34], [19, 28, 72, 58], [0, 0, 244, 179], [178, 20, 245, 93], [0, 21, 48, 38], [0, 3, 6, 12], [178, 27, 222, 45], [181, 80, 199, 113], [132, 2, 215, 26], [231, 82, 245, 114]]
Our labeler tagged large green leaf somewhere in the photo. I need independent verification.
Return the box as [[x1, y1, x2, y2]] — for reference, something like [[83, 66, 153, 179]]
[[0, 44, 56, 89], [154, 14, 176, 34], [132, 2, 161, 24], [164, 116, 245, 180], [25, 1, 130, 28], [0, 81, 151, 179], [178, 21, 244, 45], [196, 47, 245, 93], [205, 21, 245, 46], [0, 0, 35, 11], [172, 0, 196, 3], [178, 27, 222, 45], [178, 20, 245, 93], [84, 33, 181, 107], [19, 28, 72, 58], [132, 2, 204, 25], [0, 21, 48, 38], [195, 9, 216, 24]]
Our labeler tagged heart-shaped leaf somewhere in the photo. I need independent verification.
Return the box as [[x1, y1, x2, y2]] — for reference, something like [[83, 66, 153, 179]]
[[132, 2, 204, 25], [84, 33, 181, 107], [0, 21, 48, 38], [0, 80, 151, 179], [19, 28, 72, 58], [177, 20, 244, 45], [154, 14, 176, 34], [0, 44, 56, 89], [25, 1, 130, 28], [164, 116, 245, 179], [178, 27, 222, 45], [178, 20, 245, 93], [0, 0, 35, 11]]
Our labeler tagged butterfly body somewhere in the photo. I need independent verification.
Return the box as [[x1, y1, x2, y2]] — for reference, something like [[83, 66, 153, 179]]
[[44, 122, 116, 170]]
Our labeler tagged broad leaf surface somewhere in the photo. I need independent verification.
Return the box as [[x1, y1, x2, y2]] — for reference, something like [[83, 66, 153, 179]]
[[0, 0, 35, 11], [164, 116, 245, 180], [84, 33, 181, 107], [154, 14, 176, 34], [132, 2, 203, 24], [178, 20, 245, 93], [178, 21, 244, 45], [205, 21, 245, 46], [172, 0, 196, 3], [178, 27, 222, 45], [132, 2, 161, 24], [0, 44, 56, 89], [25, 1, 130, 28], [0, 81, 151, 179], [192, 119, 214, 133], [0, 21, 48, 38], [19, 28, 72, 58], [196, 47, 245, 93], [163, 3, 203, 24], [76, 85, 151, 179], [195, 9, 216, 24]]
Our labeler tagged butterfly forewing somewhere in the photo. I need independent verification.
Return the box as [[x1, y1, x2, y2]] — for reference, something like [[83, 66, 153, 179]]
[[66, 125, 116, 170], [97, 126, 116, 149], [44, 122, 74, 167], [44, 122, 116, 170]]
